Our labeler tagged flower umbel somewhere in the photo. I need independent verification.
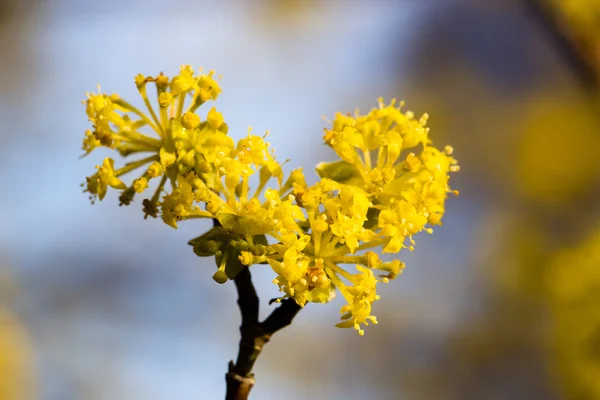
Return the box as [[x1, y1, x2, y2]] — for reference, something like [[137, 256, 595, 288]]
[[82, 65, 227, 226], [82, 70, 459, 335]]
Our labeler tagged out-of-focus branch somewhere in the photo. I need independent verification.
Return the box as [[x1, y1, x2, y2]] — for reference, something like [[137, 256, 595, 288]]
[[524, 0, 598, 90]]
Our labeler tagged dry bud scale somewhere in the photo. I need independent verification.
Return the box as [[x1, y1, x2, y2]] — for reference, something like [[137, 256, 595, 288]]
[[81, 65, 459, 335]]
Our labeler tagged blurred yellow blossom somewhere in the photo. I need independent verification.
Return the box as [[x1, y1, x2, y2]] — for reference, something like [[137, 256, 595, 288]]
[[0, 308, 35, 400], [547, 227, 600, 399], [516, 97, 600, 204]]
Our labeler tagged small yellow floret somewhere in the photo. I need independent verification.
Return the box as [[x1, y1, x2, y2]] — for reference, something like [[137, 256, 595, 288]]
[[207, 107, 224, 129], [181, 112, 201, 129], [147, 162, 163, 178], [133, 177, 148, 193]]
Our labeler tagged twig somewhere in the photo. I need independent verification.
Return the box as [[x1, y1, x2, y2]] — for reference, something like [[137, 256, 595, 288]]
[[217, 218, 302, 400], [225, 268, 260, 400], [261, 298, 302, 335]]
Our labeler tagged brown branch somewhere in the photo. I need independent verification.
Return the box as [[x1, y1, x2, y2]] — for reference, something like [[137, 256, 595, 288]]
[[261, 298, 302, 335], [225, 268, 261, 400], [222, 233, 303, 400], [523, 0, 599, 90], [212, 217, 303, 399]]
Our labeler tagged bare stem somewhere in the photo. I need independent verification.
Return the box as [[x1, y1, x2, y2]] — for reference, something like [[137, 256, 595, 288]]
[[224, 264, 302, 400]]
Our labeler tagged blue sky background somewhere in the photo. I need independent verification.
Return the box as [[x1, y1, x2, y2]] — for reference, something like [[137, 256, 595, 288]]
[[0, 1, 519, 399]]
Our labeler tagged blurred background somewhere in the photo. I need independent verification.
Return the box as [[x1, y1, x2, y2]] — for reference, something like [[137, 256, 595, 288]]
[[1, 0, 600, 399]]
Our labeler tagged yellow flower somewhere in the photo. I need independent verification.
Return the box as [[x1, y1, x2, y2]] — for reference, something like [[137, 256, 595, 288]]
[[82, 65, 230, 221], [319, 99, 459, 252], [200, 132, 287, 234], [243, 99, 459, 333], [197, 70, 221, 101], [268, 247, 312, 306], [377, 199, 427, 253], [324, 186, 371, 253], [159, 174, 212, 228], [265, 189, 305, 233], [81, 82, 459, 336], [267, 247, 335, 306], [84, 158, 127, 202], [147, 162, 163, 178], [81, 129, 101, 155], [133, 177, 148, 193], [207, 107, 224, 129], [250, 176, 391, 333], [334, 266, 380, 336]]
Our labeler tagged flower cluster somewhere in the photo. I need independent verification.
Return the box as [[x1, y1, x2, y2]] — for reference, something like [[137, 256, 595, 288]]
[[82, 68, 459, 335], [82, 65, 228, 225]]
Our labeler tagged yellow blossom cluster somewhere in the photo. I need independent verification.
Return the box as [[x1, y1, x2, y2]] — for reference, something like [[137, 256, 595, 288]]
[[82, 65, 228, 225], [82, 68, 458, 335]]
